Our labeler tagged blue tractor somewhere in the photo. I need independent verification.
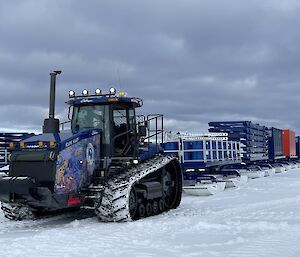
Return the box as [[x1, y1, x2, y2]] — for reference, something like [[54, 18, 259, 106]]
[[0, 71, 182, 221]]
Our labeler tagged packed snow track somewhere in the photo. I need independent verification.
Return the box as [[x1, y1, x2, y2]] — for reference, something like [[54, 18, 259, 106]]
[[1, 168, 300, 257]]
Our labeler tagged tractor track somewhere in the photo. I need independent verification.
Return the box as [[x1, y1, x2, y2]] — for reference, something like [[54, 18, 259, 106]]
[[95, 154, 181, 222]]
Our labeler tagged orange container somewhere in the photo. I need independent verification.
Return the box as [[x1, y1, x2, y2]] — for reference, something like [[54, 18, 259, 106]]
[[282, 129, 296, 157]]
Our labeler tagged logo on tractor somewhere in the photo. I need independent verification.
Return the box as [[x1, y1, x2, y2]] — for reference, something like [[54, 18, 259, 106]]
[[80, 99, 93, 103], [65, 137, 79, 148], [86, 143, 95, 166]]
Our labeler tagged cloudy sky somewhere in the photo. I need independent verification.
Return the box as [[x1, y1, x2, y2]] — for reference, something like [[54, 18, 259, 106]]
[[0, 0, 300, 134]]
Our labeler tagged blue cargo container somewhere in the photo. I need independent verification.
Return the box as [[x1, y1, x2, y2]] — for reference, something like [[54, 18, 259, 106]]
[[208, 121, 268, 162], [296, 136, 300, 160], [267, 127, 284, 161]]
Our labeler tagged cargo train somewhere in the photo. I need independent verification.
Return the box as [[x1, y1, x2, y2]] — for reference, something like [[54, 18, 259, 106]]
[[0, 71, 299, 220], [161, 122, 300, 196]]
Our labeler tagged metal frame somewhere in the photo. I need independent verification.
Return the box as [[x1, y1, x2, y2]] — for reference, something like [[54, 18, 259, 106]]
[[0, 149, 8, 166], [163, 135, 242, 168], [138, 114, 164, 145]]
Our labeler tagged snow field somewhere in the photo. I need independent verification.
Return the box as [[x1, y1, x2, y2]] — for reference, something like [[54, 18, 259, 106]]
[[1, 169, 300, 257]]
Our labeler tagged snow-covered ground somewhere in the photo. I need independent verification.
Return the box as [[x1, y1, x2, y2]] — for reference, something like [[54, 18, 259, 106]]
[[1, 169, 300, 257]]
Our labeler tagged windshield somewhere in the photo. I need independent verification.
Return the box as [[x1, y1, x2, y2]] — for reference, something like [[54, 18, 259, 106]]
[[72, 105, 105, 132]]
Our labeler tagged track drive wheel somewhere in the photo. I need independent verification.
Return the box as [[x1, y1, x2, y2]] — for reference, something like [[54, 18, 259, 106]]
[[129, 187, 138, 219], [161, 161, 181, 210], [138, 204, 146, 217], [146, 202, 152, 216], [152, 201, 159, 214]]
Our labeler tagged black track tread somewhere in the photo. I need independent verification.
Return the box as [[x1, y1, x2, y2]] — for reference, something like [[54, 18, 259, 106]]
[[95, 155, 181, 222], [1, 202, 34, 221]]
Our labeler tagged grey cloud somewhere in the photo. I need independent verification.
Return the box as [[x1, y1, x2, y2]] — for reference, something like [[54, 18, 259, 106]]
[[0, 0, 300, 134]]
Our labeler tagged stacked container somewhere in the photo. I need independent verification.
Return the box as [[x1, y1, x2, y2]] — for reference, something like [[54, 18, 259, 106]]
[[296, 136, 300, 160], [0, 132, 34, 167], [208, 121, 268, 162], [282, 129, 297, 158], [267, 127, 284, 161]]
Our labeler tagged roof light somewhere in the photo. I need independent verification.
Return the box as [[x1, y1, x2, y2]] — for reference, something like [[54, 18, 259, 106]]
[[69, 90, 75, 98], [109, 87, 116, 95], [9, 142, 14, 148], [95, 88, 102, 95], [50, 140, 56, 148], [38, 141, 44, 148], [20, 141, 25, 148], [119, 91, 126, 97], [82, 89, 89, 96]]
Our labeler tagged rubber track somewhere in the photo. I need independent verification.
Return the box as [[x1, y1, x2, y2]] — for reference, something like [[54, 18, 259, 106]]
[[1, 202, 34, 221], [95, 155, 177, 222]]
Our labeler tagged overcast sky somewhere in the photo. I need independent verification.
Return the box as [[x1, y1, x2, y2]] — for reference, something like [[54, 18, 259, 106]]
[[1, 0, 300, 134]]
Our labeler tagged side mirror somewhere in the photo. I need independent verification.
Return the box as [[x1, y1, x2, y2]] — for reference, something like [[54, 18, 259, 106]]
[[138, 125, 147, 137]]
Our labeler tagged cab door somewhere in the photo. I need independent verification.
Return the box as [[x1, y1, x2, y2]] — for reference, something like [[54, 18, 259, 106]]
[[111, 106, 137, 158]]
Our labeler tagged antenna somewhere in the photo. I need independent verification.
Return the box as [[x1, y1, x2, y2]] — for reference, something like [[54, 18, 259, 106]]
[[117, 68, 121, 88]]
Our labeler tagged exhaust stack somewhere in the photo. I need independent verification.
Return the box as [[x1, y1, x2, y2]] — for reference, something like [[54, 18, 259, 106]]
[[43, 70, 62, 134]]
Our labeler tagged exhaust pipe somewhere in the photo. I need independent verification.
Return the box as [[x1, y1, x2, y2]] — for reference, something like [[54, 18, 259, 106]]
[[43, 70, 62, 134]]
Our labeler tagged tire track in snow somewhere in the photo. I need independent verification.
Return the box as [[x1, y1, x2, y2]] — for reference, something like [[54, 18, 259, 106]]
[[227, 226, 300, 257]]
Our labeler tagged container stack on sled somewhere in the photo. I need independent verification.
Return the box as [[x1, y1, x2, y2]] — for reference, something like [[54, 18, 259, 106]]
[[161, 133, 247, 196], [208, 121, 271, 178], [209, 121, 269, 162], [161, 120, 300, 197]]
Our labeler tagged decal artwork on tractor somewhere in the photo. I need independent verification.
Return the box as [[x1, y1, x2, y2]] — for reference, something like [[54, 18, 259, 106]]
[[54, 134, 100, 194]]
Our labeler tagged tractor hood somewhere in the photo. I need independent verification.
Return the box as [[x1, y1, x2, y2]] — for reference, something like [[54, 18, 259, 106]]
[[19, 129, 101, 151], [1, 127, 102, 208]]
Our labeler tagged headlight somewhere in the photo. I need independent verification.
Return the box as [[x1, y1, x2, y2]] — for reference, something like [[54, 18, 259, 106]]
[[109, 87, 116, 94], [95, 88, 101, 95], [69, 90, 75, 98], [82, 89, 89, 96], [50, 140, 56, 148]]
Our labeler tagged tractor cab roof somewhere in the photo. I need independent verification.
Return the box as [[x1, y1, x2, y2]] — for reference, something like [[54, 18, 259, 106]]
[[66, 89, 143, 108]]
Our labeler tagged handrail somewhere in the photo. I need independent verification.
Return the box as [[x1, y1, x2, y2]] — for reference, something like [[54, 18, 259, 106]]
[[60, 121, 71, 131], [144, 114, 164, 145]]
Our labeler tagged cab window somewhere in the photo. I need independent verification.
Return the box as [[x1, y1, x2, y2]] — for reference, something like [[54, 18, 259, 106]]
[[72, 105, 105, 132]]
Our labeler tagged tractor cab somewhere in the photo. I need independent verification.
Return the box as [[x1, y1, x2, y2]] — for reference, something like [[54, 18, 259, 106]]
[[67, 88, 145, 162]]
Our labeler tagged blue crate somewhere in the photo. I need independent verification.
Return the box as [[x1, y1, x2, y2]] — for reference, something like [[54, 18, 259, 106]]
[[161, 142, 179, 151], [184, 151, 203, 161], [209, 121, 268, 163], [183, 141, 203, 150]]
